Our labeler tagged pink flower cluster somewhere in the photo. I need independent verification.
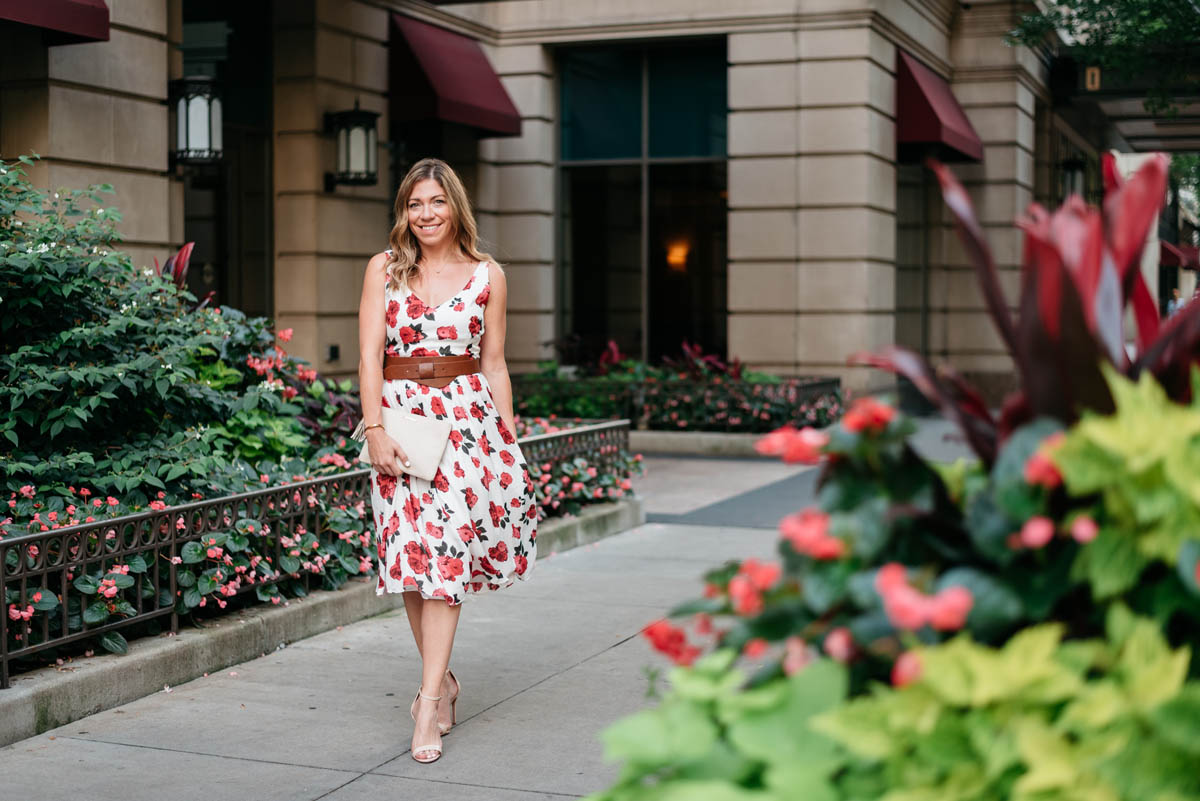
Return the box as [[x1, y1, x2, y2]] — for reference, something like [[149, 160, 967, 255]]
[[1024, 432, 1065, 489], [875, 564, 973, 631], [778, 509, 844, 559], [1010, 514, 1098, 549], [642, 619, 701, 666], [755, 425, 829, 464], [842, 397, 895, 434], [728, 559, 781, 615]]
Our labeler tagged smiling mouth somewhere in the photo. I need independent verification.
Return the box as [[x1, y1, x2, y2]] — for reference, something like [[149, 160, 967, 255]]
[[418, 224, 440, 232]]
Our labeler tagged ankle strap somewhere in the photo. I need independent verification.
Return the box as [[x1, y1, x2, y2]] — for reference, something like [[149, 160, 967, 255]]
[[419, 688, 442, 701]]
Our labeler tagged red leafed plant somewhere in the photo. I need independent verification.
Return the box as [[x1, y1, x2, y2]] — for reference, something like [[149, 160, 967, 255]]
[[853, 154, 1200, 466]]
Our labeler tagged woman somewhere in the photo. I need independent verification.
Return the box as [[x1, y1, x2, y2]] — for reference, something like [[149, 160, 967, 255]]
[[357, 158, 537, 764]]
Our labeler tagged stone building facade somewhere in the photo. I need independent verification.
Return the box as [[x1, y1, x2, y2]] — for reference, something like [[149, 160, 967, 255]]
[[1, 0, 1146, 396]]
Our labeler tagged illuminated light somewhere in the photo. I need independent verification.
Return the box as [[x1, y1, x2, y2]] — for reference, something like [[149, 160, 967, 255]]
[[666, 240, 690, 272]]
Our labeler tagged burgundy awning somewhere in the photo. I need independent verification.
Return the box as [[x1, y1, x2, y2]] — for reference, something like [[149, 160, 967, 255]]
[[896, 51, 983, 163], [0, 0, 109, 44], [390, 14, 521, 138], [1161, 241, 1200, 270]]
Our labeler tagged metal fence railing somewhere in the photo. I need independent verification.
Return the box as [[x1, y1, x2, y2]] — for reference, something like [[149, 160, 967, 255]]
[[1, 420, 630, 688]]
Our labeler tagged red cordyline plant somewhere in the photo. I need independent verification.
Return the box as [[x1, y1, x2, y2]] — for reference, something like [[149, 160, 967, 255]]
[[854, 154, 1200, 466]]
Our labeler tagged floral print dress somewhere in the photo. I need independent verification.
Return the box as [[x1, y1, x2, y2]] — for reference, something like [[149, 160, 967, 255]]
[[370, 259, 537, 605]]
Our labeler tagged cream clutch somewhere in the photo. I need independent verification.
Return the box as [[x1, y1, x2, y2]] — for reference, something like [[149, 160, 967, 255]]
[[350, 406, 451, 481]]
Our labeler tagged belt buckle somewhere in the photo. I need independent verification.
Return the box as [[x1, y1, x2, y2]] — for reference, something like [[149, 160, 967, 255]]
[[418, 361, 435, 379]]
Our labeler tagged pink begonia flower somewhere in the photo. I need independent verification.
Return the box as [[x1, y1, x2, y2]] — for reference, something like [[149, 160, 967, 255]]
[[783, 636, 814, 676], [928, 586, 973, 631], [1070, 515, 1099, 543], [1020, 516, 1056, 549], [742, 637, 769, 660], [892, 651, 922, 687], [779, 509, 845, 559], [883, 585, 933, 630], [823, 627, 855, 662], [1023, 450, 1062, 489]]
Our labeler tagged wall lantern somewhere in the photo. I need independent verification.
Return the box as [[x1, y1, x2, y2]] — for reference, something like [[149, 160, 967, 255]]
[[169, 77, 223, 164], [324, 101, 380, 192]]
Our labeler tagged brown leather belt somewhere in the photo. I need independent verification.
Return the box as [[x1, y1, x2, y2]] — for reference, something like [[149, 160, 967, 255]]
[[383, 354, 480, 388]]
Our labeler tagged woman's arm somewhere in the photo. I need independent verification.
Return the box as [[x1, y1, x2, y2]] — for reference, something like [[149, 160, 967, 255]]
[[478, 262, 517, 435], [358, 252, 407, 475]]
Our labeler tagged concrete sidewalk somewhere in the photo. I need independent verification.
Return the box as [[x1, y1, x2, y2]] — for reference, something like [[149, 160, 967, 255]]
[[0, 457, 791, 801]]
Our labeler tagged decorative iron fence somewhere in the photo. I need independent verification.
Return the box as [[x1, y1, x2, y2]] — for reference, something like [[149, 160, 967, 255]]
[[1, 419, 629, 688], [513, 375, 843, 432]]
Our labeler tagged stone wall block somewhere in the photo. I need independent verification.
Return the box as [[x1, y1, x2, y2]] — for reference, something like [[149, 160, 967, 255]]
[[728, 262, 797, 312], [729, 210, 798, 260], [729, 313, 797, 364], [729, 30, 797, 63], [798, 107, 893, 158], [798, 207, 895, 261], [729, 63, 797, 110], [728, 157, 798, 208], [729, 109, 797, 157]]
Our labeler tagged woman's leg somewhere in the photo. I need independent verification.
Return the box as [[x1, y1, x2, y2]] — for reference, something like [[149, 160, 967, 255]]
[[403, 591, 458, 730], [411, 598, 462, 757]]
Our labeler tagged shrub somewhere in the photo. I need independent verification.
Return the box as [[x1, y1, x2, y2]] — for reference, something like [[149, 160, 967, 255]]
[[589, 154, 1200, 800]]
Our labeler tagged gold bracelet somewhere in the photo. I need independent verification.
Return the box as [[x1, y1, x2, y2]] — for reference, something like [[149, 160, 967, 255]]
[[363, 423, 384, 432]]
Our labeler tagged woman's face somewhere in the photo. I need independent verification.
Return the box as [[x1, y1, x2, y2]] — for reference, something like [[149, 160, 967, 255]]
[[407, 178, 454, 251]]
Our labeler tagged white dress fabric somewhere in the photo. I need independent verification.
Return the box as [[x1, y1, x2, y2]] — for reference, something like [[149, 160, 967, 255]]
[[369, 259, 537, 604]]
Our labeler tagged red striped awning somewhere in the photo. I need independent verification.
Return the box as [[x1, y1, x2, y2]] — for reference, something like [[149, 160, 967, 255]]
[[390, 14, 521, 137], [1161, 241, 1200, 270], [896, 51, 983, 163], [0, 0, 109, 44]]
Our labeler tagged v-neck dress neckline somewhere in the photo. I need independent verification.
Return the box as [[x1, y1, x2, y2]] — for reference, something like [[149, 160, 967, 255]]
[[409, 261, 485, 310]]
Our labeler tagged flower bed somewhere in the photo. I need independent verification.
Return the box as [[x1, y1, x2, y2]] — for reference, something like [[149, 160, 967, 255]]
[[513, 375, 843, 433], [589, 155, 1200, 800]]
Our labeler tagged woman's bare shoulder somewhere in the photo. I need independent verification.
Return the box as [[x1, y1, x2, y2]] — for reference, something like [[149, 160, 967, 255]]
[[366, 251, 391, 276]]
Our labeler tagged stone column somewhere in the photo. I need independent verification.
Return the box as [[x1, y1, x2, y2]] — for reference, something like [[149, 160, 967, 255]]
[[477, 44, 556, 373], [728, 25, 897, 393], [272, 0, 391, 380], [936, 0, 1046, 399], [0, 0, 173, 270]]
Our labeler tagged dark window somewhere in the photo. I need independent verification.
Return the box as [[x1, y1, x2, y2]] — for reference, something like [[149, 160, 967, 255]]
[[558, 41, 727, 364]]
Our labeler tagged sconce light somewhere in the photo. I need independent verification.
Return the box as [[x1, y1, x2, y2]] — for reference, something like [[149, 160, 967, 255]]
[[169, 77, 223, 164], [666, 240, 690, 273], [324, 100, 380, 193]]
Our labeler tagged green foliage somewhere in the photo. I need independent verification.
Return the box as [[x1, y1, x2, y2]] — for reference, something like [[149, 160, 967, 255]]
[[1008, 0, 1200, 114]]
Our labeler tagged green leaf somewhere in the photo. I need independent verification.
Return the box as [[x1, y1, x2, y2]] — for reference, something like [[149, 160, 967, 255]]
[[99, 630, 128, 655], [279, 554, 301, 574], [196, 573, 218, 594], [125, 554, 148, 573], [83, 600, 110, 624], [29, 590, 59, 611], [600, 698, 718, 772], [1150, 683, 1200, 755], [1078, 528, 1150, 600], [73, 574, 99, 594], [182, 586, 202, 609], [176, 569, 196, 588], [108, 572, 135, 589], [180, 541, 205, 564]]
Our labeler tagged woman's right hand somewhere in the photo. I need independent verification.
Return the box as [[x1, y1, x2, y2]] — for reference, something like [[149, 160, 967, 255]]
[[366, 429, 411, 476]]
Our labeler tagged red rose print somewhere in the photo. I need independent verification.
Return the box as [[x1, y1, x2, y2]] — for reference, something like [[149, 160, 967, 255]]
[[499, 472, 513, 489], [405, 385, 416, 398], [481, 466, 494, 489], [488, 541, 508, 562], [433, 469, 449, 492], [468, 316, 481, 336], [464, 487, 478, 508], [398, 325, 420, 345], [449, 430, 464, 450], [457, 520, 480, 542], [425, 522, 444, 539], [436, 325, 458, 340], [475, 285, 490, 306], [526, 505, 538, 519], [405, 541, 430, 575], [514, 554, 528, 575], [478, 556, 498, 576], [403, 494, 422, 527], [410, 347, 435, 357], [500, 451, 515, 466], [422, 491, 433, 505], [470, 403, 485, 421], [453, 406, 467, 420], [478, 433, 493, 456], [437, 555, 464, 580], [406, 294, 428, 319], [390, 552, 406, 581], [432, 588, 449, 601], [453, 461, 465, 478], [377, 473, 397, 501], [430, 396, 446, 417], [453, 302, 465, 312], [510, 496, 523, 508], [497, 422, 516, 444], [377, 536, 387, 561], [489, 501, 506, 527], [385, 511, 401, 538], [386, 300, 400, 327], [467, 375, 482, 392], [402, 575, 417, 588]]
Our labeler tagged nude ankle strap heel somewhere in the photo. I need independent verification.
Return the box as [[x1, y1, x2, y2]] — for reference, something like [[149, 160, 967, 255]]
[[411, 687, 444, 764]]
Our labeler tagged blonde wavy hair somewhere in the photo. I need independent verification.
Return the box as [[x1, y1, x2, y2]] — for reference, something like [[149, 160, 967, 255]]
[[385, 158, 494, 293]]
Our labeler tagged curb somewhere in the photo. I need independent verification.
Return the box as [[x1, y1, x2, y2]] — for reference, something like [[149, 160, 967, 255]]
[[0, 496, 645, 748], [630, 430, 766, 458]]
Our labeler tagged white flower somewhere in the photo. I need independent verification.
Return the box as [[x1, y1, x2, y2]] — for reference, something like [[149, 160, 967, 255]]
[[142, 267, 153, 277]]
